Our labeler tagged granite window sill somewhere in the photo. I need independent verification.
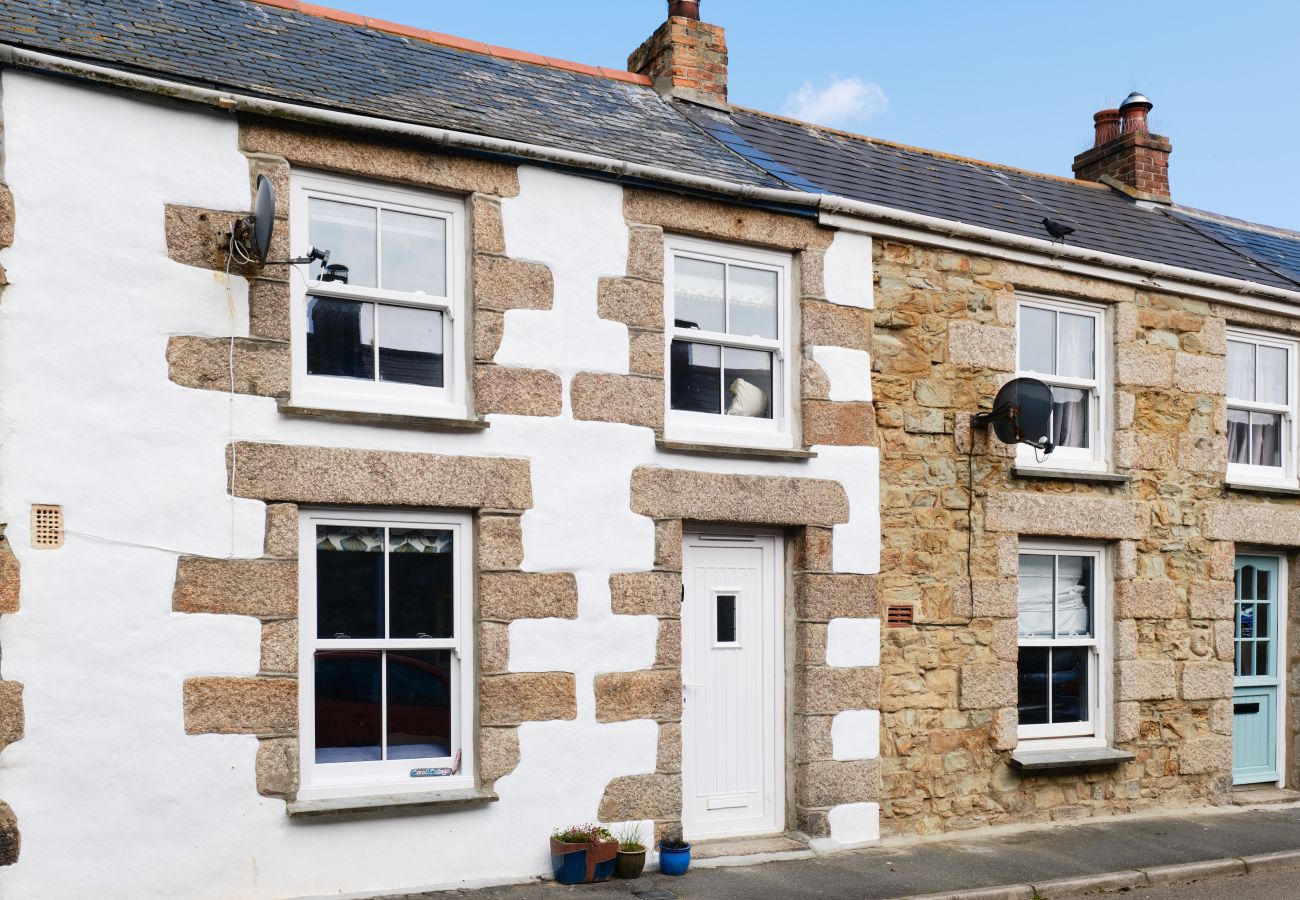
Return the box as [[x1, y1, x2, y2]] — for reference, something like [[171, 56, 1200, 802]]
[[1011, 747, 1135, 771], [286, 787, 498, 820], [1010, 467, 1130, 485], [656, 439, 817, 461], [277, 401, 490, 432], [1225, 480, 1300, 498]]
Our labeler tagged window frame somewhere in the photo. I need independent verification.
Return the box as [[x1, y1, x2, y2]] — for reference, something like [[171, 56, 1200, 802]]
[[1016, 540, 1109, 749], [1225, 327, 1299, 488], [1014, 295, 1110, 473], [289, 170, 468, 420], [296, 507, 475, 801], [663, 236, 795, 450]]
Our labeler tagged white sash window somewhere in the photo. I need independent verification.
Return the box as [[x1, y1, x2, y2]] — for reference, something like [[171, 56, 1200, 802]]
[[297, 509, 474, 800], [290, 172, 467, 419], [1226, 329, 1298, 488], [665, 237, 794, 449], [1016, 296, 1108, 472], [1017, 542, 1108, 747]]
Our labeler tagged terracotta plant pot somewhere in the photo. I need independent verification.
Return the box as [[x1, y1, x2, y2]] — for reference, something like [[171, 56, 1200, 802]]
[[615, 848, 647, 879], [550, 836, 617, 885]]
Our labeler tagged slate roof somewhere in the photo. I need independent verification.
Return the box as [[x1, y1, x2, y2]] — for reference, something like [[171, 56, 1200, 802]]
[[0, 0, 1297, 296], [682, 105, 1300, 293], [0, 0, 783, 188], [1171, 210, 1300, 285]]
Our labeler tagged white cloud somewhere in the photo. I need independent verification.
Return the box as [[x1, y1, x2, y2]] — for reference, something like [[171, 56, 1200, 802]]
[[782, 76, 888, 128]]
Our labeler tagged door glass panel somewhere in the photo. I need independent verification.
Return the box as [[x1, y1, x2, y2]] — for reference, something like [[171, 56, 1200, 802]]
[[1240, 603, 1255, 638], [314, 650, 381, 763], [316, 525, 384, 639], [723, 347, 773, 419], [1051, 387, 1090, 449], [389, 529, 455, 639], [309, 198, 377, 287], [1017, 646, 1049, 725], [386, 650, 453, 761], [674, 257, 725, 333], [670, 341, 722, 414], [716, 595, 737, 644], [307, 296, 375, 380], [381, 209, 446, 296], [1051, 647, 1089, 724], [1019, 306, 1055, 374], [727, 265, 778, 339], [377, 305, 444, 387], [1256, 642, 1271, 678]]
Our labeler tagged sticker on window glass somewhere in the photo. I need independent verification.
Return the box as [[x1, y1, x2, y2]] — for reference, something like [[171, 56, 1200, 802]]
[[716, 594, 737, 644]]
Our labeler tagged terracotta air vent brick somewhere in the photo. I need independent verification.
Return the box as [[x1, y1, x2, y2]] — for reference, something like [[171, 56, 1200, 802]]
[[886, 605, 915, 628]]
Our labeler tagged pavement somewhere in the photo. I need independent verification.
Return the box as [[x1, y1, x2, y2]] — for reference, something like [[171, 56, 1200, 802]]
[[373, 805, 1300, 899]]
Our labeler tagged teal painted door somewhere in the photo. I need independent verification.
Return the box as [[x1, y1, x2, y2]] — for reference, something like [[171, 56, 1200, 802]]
[[1233, 555, 1280, 785]]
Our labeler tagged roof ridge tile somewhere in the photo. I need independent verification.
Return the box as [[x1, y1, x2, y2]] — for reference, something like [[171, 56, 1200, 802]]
[[248, 0, 652, 86]]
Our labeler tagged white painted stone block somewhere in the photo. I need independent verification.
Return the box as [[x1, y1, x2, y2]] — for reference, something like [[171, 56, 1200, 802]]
[[832, 709, 881, 761], [826, 617, 881, 667], [823, 231, 873, 309], [827, 802, 880, 846], [811, 346, 872, 402]]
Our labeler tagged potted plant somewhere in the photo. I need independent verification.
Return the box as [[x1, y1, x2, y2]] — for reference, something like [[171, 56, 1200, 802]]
[[615, 824, 647, 879], [657, 833, 692, 876], [549, 823, 617, 885]]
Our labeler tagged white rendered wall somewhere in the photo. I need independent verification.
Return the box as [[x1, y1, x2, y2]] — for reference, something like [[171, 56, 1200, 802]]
[[0, 74, 881, 900]]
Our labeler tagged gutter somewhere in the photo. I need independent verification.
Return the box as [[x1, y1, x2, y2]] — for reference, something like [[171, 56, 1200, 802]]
[[3, 44, 1299, 314]]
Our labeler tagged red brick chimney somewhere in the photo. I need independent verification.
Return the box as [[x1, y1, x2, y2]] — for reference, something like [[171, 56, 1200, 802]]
[[628, 0, 728, 109], [1072, 92, 1172, 203]]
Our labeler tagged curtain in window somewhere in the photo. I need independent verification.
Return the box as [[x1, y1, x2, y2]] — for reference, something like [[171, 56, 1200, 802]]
[[1053, 322, 1091, 449], [316, 527, 451, 554], [1227, 341, 1254, 402]]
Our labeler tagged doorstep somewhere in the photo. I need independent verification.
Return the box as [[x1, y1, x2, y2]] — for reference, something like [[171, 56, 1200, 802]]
[[1233, 786, 1300, 806], [688, 833, 813, 867]]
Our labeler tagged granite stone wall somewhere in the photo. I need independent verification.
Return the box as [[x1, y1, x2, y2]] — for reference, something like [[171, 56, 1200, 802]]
[[873, 238, 1300, 836]]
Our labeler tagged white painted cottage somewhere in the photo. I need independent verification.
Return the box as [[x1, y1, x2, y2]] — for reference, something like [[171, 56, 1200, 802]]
[[5, 2, 1300, 899]]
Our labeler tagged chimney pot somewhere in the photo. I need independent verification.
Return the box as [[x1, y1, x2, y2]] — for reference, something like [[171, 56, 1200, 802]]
[[1119, 91, 1153, 134], [668, 0, 700, 19], [1092, 109, 1121, 147], [1073, 92, 1171, 202]]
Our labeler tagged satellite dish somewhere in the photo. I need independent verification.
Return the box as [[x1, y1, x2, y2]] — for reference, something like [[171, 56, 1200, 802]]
[[232, 174, 276, 264], [250, 174, 275, 263], [972, 377, 1055, 453]]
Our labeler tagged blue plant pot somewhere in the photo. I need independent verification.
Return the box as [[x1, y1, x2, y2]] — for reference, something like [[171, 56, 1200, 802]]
[[658, 843, 691, 876]]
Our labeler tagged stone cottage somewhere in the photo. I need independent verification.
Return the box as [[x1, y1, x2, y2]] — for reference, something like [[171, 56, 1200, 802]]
[[0, 1, 1297, 898]]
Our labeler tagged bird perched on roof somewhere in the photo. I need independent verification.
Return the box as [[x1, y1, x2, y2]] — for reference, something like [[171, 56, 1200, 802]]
[[1042, 218, 1076, 243]]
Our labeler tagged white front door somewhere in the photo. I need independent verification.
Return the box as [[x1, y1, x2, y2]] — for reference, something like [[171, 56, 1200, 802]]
[[681, 531, 784, 840]]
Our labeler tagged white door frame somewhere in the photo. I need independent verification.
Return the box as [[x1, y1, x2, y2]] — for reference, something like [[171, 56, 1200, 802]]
[[681, 528, 786, 840]]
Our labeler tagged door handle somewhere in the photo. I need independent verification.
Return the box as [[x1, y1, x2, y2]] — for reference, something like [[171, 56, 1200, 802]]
[[683, 682, 702, 689]]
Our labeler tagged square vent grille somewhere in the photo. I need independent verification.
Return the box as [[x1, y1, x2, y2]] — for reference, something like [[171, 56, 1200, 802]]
[[886, 605, 914, 628], [31, 504, 64, 549]]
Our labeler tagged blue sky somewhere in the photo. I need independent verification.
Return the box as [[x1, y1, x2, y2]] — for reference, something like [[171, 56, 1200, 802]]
[[340, 0, 1299, 230]]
